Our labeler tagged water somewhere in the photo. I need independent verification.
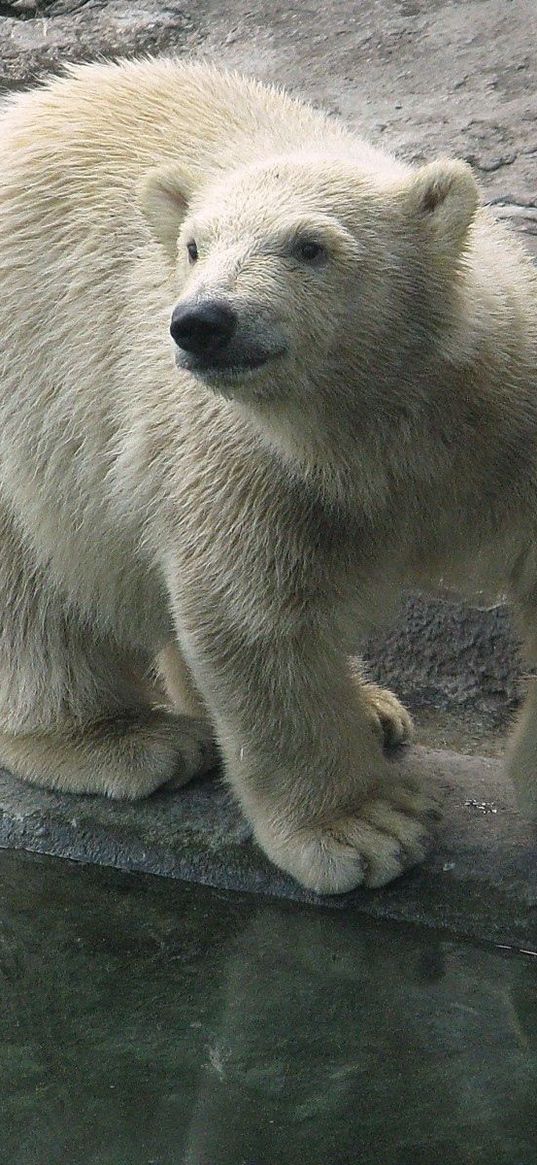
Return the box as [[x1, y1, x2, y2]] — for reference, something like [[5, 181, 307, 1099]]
[[1, 849, 536, 1165]]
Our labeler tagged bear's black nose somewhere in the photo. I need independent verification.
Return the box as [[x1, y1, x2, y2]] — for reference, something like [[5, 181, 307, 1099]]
[[170, 300, 237, 355]]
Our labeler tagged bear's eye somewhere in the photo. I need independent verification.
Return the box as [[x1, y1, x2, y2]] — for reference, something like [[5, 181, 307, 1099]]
[[186, 240, 198, 263], [294, 239, 326, 264]]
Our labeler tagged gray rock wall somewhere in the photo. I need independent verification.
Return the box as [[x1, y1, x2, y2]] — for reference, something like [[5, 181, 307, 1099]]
[[363, 599, 521, 715]]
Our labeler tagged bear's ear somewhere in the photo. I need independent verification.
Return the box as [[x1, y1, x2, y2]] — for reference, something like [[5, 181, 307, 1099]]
[[137, 163, 195, 261], [402, 159, 479, 252]]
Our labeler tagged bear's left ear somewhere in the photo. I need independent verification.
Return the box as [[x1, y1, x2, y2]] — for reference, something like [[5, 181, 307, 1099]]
[[402, 159, 479, 252], [137, 163, 195, 262]]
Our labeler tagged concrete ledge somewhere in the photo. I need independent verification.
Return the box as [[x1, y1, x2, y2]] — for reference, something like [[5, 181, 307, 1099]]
[[0, 747, 535, 949]]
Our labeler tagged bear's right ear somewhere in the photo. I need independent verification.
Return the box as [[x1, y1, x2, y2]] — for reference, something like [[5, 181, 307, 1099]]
[[137, 163, 195, 261]]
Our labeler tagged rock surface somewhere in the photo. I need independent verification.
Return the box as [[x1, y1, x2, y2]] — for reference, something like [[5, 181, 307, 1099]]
[[1, 748, 536, 948]]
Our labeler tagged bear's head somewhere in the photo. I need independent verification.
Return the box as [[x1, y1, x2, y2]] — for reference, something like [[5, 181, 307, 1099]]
[[139, 152, 479, 407]]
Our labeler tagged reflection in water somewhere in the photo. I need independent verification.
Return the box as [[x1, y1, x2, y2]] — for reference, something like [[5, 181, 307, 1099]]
[[0, 850, 536, 1165]]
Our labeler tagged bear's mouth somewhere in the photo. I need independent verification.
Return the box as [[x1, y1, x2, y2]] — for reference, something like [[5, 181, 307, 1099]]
[[174, 345, 286, 387]]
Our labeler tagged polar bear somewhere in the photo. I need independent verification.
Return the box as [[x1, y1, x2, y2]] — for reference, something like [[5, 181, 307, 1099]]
[[0, 57, 534, 895]]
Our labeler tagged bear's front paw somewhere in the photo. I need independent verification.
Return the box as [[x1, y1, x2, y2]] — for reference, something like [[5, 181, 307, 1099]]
[[255, 782, 439, 895], [361, 683, 413, 750]]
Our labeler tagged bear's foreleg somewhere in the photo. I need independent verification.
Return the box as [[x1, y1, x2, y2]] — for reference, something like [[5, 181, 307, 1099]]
[[352, 672, 414, 751], [171, 604, 436, 895]]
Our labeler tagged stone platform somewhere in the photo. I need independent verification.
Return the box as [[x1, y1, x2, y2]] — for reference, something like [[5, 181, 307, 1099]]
[[1, 747, 535, 949]]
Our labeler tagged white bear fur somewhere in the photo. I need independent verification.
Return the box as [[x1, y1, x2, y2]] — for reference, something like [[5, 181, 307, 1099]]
[[0, 57, 535, 892]]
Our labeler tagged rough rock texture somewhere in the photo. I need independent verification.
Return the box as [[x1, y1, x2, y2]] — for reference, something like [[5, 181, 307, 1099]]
[[362, 597, 522, 716], [1, 748, 536, 948]]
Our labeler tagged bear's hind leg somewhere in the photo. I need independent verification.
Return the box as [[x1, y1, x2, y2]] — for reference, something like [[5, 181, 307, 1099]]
[[157, 640, 209, 720], [0, 708, 216, 801], [0, 550, 216, 798]]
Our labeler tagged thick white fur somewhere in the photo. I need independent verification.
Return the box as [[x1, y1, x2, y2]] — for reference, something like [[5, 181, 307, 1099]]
[[0, 57, 535, 893]]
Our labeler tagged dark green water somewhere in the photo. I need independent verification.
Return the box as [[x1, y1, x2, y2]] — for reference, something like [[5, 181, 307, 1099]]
[[1, 849, 536, 1165]]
